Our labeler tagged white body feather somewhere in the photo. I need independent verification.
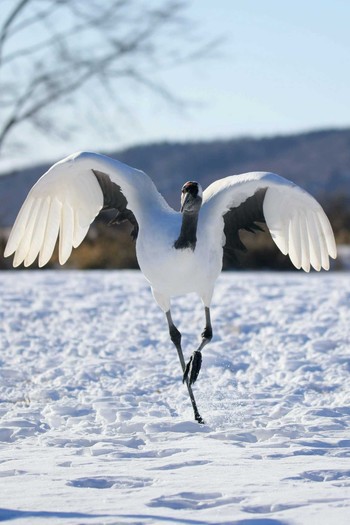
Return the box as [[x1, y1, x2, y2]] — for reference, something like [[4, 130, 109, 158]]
[[4, 152, 337, 311]]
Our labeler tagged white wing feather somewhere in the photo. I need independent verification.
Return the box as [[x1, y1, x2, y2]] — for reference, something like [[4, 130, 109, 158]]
[[5, 151, 168, 267], [38, 198, 61, 267], [202, 172, 337, 272], [5, 160, 103, 267]]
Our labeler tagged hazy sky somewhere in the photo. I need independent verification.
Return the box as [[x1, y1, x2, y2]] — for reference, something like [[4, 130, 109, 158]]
[[2, 0, 350, 170]]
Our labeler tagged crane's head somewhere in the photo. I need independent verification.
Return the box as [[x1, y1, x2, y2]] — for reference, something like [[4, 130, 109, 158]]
[[180, 181, 203, 213]]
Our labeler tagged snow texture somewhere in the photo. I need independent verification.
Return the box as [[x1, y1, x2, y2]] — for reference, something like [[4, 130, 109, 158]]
[[1, 269, 350, 524]]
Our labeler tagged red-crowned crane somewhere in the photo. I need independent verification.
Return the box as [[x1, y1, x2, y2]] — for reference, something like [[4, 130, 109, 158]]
[[4, 152, 337, 423]]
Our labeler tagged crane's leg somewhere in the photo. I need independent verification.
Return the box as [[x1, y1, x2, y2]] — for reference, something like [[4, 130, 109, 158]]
[[183, 306, 213, 386], [166, 310, 204, 424]]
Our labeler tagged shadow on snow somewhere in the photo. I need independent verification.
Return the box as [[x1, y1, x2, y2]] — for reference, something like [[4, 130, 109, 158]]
[[0, 508, 289, 525]]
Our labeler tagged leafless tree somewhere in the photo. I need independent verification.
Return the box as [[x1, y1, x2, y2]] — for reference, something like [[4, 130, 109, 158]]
[[0, 0, 219, 156]]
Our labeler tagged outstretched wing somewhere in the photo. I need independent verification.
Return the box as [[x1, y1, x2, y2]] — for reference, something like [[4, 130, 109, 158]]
[[201, 172, 337, 272], [4, 151, 170, 267]]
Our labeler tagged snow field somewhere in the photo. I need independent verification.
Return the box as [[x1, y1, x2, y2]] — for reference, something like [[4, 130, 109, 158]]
[[0, 270, 350, 524]]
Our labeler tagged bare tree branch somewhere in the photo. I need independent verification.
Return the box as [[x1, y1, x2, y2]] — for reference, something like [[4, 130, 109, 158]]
[[0, 0, 30, 66], [0, 0, 221, 156]]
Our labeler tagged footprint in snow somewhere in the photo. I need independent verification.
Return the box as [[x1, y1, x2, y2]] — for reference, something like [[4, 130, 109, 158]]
[[242, 502, 304, 514], [0, 469, 27, 477], [147, 491, 243, 510], [147, 459, 211, 470], [285, 469, 350, 482], [67, 476, 153, 489]]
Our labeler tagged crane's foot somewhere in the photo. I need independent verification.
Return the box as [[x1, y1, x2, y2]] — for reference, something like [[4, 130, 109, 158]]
[[183, 350, 202, 386], [195, 412, 205, 424]]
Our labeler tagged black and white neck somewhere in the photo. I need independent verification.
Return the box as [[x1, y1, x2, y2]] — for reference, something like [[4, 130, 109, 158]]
[[174, 181, 203, 251]]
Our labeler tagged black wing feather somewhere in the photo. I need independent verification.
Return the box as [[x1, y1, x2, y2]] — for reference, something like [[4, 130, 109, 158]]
[[223, 187, 267, 259], [92, 169, 139, 240]]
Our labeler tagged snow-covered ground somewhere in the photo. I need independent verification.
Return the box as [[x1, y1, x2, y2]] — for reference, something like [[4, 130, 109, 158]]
[[1, 270, 350, 525]]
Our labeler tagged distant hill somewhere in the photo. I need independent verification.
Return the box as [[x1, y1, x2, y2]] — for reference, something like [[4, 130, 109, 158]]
[[1, 128, 350, 227]]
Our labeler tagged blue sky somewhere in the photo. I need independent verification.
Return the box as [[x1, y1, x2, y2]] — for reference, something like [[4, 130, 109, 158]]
[[2, 0, 350, 169], [155, 0, 350, 140]]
